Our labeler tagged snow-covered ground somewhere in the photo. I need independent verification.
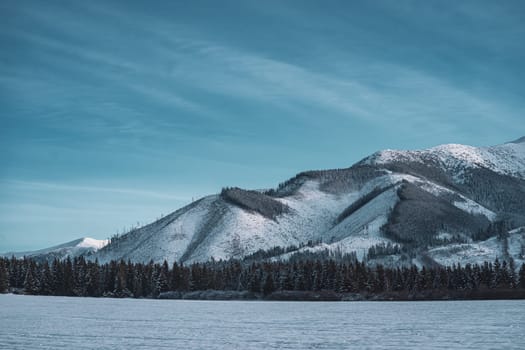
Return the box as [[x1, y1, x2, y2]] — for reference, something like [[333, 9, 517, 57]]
[[1, 295, 524, 350], [364, 138, 525, 180], [184, 180, 360, 263], [428, 230, 525, 268]]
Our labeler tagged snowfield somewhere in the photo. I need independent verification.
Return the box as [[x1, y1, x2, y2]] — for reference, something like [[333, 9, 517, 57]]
[[429, 231, 525, 268], [1, 295, 524, 350]]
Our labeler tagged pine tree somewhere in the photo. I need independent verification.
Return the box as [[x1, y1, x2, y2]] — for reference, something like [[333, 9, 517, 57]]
[[292, 263, 305, 291], [39, 262, 54, 295], [0, 259, 9, 293], [133, 266, 144, 298], [23, 261, 39, 295], [73, 257, 87, 296], [114, 269, 126, 297], [86, 262, 100, 297], [374, 265, 386, 293], [156, 262, 169, 295], [248, 265, 262, 293], [63, 258, 74, 296], [519, 264, 525, 289], [170, 262, 180, 291], [114, 261, 128, 297], [491, 258, 502, 288], [262, 273, 275, 296], [6, 258, 15, 288], [49, 259, 61, 295]]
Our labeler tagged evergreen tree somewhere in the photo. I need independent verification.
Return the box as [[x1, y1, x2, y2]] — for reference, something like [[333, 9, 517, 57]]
[[23, 261, 39, 295], [86, 262, 101, 297], [375, 265, 386, 293], [73, 257, 87, 296], [519, 264, 525, 289], [156, 261, 170, 295], [491, 259, 502, 288], [170, 262, 181, 291], [114, 269, 126, 296], [262, 273, 275, 296], [0, 259, 9, 293], [39, 262, 54, 295], [114, 260, 129, 297], [248, 265, 262, 293], [49, 259, 60, 295], [63, 258, 74, 296]]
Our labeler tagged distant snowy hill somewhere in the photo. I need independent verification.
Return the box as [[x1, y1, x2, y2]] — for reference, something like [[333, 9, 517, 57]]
[[2, 238, 108, 262], [8, 137, 525, 268]]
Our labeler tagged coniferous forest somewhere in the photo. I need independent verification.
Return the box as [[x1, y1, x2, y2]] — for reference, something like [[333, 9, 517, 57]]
[[1, 255, 524, 301]]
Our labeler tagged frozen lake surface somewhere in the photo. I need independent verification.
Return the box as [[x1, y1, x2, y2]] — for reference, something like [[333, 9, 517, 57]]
[[1, 295, 524, 349]]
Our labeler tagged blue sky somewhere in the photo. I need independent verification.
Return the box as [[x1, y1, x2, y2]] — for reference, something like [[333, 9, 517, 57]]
[[1, 0, 524, 251]]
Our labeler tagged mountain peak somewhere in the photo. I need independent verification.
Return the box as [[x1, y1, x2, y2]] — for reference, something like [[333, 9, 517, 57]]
[[361, 139, 525, 180]]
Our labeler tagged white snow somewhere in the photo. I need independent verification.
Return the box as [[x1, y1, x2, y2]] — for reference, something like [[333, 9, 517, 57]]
[[364, 139, 525, 180], [428, 239, 501, 267], [3, 237, 109, 260], [94, 195, 218, 264], [324, 186, 399, 259], [452, 199, 497, 221], [2, 295, 524, 350], [184, 180, 360, 263], [373, 172, 497, 221], [436, 232, 453, 240], [428, 231, 525, 268], [76, 238, 109, 249]]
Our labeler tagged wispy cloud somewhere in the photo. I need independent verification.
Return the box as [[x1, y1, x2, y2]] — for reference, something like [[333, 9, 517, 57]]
[[6, 0, 522, 141], [152, 34, 524, 137], [2, 180, 191, 201]]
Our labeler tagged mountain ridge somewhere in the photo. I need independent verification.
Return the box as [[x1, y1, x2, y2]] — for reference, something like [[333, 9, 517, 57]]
[[2, 237, 108, 262], [4, 137, 525, 268]]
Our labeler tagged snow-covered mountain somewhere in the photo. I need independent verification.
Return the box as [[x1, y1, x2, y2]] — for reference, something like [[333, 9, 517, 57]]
[[7, 137, 525, 268], [2, 238, 109, 262], [362, 136, 525, 180]]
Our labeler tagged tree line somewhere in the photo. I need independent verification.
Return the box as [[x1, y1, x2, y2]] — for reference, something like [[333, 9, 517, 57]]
[[1, 255, 524, 300]]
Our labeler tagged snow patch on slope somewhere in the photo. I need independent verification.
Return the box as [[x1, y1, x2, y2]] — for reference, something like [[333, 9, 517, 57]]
[[324, 186, 400, 259], [183, 180, 359, 263], [76, 237, 109, 249], [364, 139, 525, 180], [428, 230, 525, 268], [452, 200, 497, 221], [428, 238, 501, 267]]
